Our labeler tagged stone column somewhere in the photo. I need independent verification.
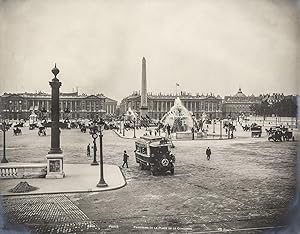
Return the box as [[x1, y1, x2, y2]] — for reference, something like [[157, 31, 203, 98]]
[[46, 64, 65, 179], [48, 65, 62, 154]]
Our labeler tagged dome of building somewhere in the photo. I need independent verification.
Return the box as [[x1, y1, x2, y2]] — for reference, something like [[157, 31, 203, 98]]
[[233, 88, 246, 98]]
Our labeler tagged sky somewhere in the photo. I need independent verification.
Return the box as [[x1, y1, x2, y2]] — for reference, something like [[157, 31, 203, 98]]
[[0, 0, 299, 102]]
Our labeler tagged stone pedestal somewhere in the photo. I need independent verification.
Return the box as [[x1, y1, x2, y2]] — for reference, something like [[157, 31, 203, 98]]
[[46, 154, 65, 179]]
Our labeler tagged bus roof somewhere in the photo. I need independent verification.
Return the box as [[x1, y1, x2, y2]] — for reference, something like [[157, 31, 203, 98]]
[[140, 136, 163, 141]]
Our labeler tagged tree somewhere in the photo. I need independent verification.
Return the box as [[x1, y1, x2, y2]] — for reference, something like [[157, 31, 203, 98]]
[[273, 97, 297, 117], [250, 100, 271, 119]]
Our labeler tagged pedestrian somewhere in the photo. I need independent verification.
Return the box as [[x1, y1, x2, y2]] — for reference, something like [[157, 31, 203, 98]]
[[167, 124, 171, 136], [87, 143, 90, 157], [206, 147, 211, 160], [122, 150, 129, 168]]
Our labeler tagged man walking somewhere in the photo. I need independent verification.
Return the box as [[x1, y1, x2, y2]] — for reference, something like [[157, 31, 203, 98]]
[[167, 124, 171, 137], [122, 150, 129, 168], [206, 147, 211, 160]]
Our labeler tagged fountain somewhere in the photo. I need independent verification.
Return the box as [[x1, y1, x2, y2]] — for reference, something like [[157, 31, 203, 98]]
[[124, 107, 137, 121], [160, 97, 193, 132]]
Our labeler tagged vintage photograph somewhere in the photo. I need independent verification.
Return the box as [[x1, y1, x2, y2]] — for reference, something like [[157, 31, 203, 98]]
[[0, 0, 299, 233]]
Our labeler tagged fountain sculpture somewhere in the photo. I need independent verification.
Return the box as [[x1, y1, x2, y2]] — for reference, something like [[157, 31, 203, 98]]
[[160, 97, 193, 132]]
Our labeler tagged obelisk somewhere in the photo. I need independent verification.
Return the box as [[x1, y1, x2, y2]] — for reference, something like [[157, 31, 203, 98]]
[[140, 57, 148, 118]]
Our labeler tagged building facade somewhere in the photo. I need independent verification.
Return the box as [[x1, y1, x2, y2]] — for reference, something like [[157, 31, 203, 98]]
[[0, 91, 118, 120], [222, 88, 261, 118], [120, 91, 223, 120]]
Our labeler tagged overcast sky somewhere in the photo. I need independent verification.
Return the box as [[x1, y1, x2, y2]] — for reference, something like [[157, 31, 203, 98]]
[[0, 0, 299, 102]]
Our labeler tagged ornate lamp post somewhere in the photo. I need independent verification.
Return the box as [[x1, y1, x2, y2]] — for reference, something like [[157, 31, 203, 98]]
[[97, 118, 108, 187], [122, 115, 125, 136], [90, 120, 99, 166], [192, 113, 195, 140], [158, 121, 161, 136], [0, 120, 8, 163], [220, 119, 222, 139], [119, 119, 121, 134]]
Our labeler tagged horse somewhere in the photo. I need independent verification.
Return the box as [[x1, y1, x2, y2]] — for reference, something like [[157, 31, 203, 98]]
[[242, 125, 250, 131], [13, 127, 22, 136]]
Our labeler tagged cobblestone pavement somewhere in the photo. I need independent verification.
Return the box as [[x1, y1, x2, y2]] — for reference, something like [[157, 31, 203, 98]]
[[0, 127, 298, 233], [1, 194, 101, 233]]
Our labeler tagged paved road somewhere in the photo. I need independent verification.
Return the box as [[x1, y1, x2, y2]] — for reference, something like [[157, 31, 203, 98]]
[[0, 127, 297, 233]]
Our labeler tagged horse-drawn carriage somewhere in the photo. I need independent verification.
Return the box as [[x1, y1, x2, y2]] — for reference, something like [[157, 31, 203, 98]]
[[70, 121, 79, 129], [61, 120, 71, 129], [38, 126, 47, 136], [250, 124, 262, 138], [267, 126, 295, 142], [223, 121, 236, 132]]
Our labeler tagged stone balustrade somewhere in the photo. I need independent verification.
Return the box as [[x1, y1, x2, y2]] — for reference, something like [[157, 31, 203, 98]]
[[176, 132, 193, 140], [0, 163, 47, 179]]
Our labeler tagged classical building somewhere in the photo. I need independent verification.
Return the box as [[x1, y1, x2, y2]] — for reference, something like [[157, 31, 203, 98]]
[[0, 91, 117, 120], [120, 91, 223, 120], [260, 93, 285, 105], [222, 88, 261, 118]]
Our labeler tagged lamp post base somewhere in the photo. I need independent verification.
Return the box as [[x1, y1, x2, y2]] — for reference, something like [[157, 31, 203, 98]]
[[91, 162, 99, 166], [1, 158, 8, 163], [97, 180, 108, 187]]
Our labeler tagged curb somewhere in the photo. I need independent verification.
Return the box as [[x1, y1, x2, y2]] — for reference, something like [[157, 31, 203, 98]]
[[112, 129, 256, 142], [112, 130, 136, 140], [0, 167, 127, 197]]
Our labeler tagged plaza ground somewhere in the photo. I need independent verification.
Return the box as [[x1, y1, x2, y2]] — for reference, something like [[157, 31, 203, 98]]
[[0, 125, 298, 233]]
